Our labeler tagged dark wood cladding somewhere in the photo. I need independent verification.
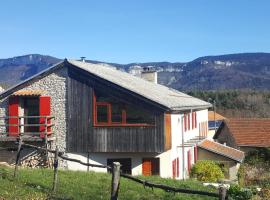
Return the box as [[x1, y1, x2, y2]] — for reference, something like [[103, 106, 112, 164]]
[[67, 71, 93, 152], [67, 65, 165, 153], [91, 114, 164, 152]]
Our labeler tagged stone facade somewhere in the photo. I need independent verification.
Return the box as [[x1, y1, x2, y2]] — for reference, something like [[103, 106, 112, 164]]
[[0, 67, 68, 152]]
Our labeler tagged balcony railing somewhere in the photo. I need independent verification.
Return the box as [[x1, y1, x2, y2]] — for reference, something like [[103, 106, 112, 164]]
[[0, 116, 55, 139]]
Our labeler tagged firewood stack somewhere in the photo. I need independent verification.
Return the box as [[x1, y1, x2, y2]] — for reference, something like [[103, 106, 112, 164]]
[[20, 151, 53, 168]]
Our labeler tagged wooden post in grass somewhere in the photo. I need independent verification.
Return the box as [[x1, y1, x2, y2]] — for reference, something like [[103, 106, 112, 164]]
[[219, 186, 228, 200], [52, 146, 59, 192], [14, 136, 23, 177], [111, 162, 121, 200], [87, 152, 90, 172]]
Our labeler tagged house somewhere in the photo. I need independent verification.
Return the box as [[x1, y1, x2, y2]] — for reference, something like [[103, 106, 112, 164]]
[[197, 139, 244, 180], [208, 111, 226, 139], [213, 118, 270, 153], [0, 59, 214, 179]]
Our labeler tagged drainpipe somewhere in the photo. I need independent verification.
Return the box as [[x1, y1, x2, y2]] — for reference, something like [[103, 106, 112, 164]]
[[181, 115, 185, 180]]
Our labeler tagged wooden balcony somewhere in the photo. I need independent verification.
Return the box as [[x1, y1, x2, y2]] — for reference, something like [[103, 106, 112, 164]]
[[0, 116, 55, 142]]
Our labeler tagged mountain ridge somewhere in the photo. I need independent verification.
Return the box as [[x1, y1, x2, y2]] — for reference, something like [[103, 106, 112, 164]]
[[0, 53, 270, 91]]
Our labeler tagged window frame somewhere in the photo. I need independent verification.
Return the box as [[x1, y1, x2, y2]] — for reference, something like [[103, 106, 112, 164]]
[[93, 91, 155, 127]]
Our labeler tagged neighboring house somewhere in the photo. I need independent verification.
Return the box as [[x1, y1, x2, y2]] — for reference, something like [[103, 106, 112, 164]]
[[208, 111, 226, 139], [214, 119, 270, 153], [0, 59, 213, 179], [197, 139, 244, 180]]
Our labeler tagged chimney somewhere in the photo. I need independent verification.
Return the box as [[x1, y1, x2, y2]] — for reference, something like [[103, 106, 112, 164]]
[[141, 66, 157, 84], [80, 57, 86, 62]]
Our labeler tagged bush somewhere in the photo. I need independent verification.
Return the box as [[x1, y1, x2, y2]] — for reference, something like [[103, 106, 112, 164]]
[[244, 148, 270, 165], [228, 184, 253, 200], [190, 160, 224, 182]]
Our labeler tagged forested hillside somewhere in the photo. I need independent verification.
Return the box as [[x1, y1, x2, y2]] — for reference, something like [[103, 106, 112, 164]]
[[188, 90, 270, 118]]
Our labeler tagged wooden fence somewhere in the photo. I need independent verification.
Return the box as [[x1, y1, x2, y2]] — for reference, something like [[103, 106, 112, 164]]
[[11, 142, 228, 200]]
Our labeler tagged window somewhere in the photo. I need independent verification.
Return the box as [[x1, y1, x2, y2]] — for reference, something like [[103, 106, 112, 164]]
[[96, 104, 109, 123], [93, 90, 155, 126]]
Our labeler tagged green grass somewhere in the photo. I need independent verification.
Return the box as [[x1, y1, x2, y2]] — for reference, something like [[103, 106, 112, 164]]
[[0, 166, 218, 200]]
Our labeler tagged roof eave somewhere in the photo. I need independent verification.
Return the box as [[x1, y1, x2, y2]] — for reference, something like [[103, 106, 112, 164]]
[[0, 60, 65, 100], [198, 145, 244, 163], [169, 104, 212, 113]]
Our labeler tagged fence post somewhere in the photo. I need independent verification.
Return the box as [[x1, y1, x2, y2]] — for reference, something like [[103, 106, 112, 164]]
[[219, 186, 228, 200], [87, 152, 90, 172], [14, 136, 23, 177], [111, 162, 121, 200], [52, 146, 59, 192]]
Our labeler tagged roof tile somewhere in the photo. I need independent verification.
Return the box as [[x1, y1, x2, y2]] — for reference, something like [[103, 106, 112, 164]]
[[225, 119, 270, 147], [198, 139, 245, 162]]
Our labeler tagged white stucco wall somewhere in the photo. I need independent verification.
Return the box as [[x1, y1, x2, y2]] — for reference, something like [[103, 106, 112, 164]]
[[169, 109, 209, 179]]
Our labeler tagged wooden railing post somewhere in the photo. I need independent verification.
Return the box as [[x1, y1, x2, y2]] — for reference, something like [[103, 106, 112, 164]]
[[219, 186, 228, 200], [52, 146, 59, 193], [14, 136, 23, 177], [111, 162, 121, 200], [44, 117, 49, 167]]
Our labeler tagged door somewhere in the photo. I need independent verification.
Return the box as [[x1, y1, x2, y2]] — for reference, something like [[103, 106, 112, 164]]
[[23, 97, 40, 133], [142, 158, 160, 176]]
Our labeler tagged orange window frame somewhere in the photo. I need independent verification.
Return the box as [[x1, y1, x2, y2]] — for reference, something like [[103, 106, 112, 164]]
[[93, 91, 154, 127]]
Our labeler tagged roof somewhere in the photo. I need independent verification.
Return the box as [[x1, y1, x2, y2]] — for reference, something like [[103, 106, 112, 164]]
[[12, 90, 44, 96], [208, 111, 226, 121], [67, 60, 211, 111], [215, 118, 270, 147], [0, 59, 211, 111], [198, 139, 245, 162]]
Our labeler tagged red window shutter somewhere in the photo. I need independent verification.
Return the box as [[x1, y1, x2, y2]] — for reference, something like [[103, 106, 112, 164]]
[[203, 122, 205, 137], [194, 145, 198, 162], [199, 123, 201, 137], [202, 122, 204, 136], [195, 112, 197, 128], [184, 115, 186, 132], [188, 114, 190, 130], [172, 160, 176, 178], [39, 96, 51, 138], [176, 157, 179, 177], [8, 96, 19, 137]]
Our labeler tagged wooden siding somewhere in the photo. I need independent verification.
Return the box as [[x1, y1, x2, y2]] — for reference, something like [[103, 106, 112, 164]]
[[67, 70, 93, 152], [67, 65, 165, 153], [164, 113, 171, 150]]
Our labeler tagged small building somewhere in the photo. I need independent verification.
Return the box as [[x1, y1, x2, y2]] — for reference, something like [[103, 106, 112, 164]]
[[208, 111, 226, 139], [197, 139, 244, 180], [213, 118, 270, 153], [0, 59, 212, 179]]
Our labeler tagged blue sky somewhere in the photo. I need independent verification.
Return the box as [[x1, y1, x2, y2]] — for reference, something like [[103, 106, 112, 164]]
[[0, 0, 270, 63]]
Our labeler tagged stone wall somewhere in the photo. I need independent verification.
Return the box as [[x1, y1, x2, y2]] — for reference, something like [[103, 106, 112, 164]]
[[0, 67, 68, 153]]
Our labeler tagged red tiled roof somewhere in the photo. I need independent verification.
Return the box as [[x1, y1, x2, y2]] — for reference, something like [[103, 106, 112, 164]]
[[225, 118, 270, 147], [198, 139, 245, 162], [208, 111, 226, 121], [12, 90, 44, 96]]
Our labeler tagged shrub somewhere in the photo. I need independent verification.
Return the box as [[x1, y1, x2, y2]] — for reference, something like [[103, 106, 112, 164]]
[[190, 160, 224, 182], [228, 184, 253, 200], [259, 183, 270, 199]]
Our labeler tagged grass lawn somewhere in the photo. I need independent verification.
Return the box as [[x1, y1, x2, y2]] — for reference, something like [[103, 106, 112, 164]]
[[0, 166, 218, 200]]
